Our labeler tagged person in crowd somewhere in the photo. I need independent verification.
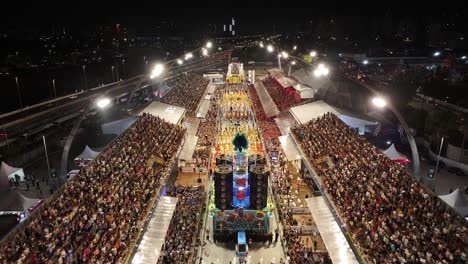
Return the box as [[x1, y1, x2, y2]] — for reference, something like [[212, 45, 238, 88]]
[[0, 113, 185, 263], [162, 73, 210, 115], [261, 77, 298, 112], [291, 112, 468, 263], [158, 186, 205, 264]]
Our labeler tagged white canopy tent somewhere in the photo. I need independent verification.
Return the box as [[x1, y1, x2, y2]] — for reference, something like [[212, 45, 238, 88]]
[[0, 161, 25, 183], [0, 190, 40, 212], [439, 189, 468, 216], [74, 145, 100, 163], [382, 144, 409, 163], [289, 100, 377, 135]]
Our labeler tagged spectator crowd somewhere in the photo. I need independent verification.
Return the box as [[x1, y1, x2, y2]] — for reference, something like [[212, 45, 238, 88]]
[[0, 113, 185, 263], [262, 77, 297, 112], [162, 73, 209, 115], [248, 84, 281, 142], [292, 113, 467, 263], [158, 186, 205, 264]]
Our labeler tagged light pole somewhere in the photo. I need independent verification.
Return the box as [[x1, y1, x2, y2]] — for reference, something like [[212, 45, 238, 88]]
[[372, 97, 421, 179], [434, 136, 445, 177], [111, 66, 115, 82], [52, 79, 57, 98], [42, 135, 52, 185], [82, 65, 87, 89], [288, 61, 296, 76], [122, 59, 126, 79], [15, 77, 23, 109], [277, 54, 282, 71]]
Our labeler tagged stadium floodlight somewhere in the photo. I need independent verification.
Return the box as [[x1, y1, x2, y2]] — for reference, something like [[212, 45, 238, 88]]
[[96, 98, 111, 108], [267, 45, 274, 53], [150, 63, 164, 79], [313, 64, 330, 77], [372, 97, 387, 108]]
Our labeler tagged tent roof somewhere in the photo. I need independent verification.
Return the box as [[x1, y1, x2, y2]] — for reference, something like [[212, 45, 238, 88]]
[[291, 68, 330, 90], [0, 162, 22, 190], [75, 145, 100, 161], [289, 100, 377, 125], [139, 102, 186, 125], [293, 83, 312, 91], [382, 144, 408, 161], [289, 100, 340, 124], [278, 135, 301, 161], [1, 162, 22, 177], [0, 190, 40, 211], [275, 76, 296, 88], [267, 68, 283, 79], [439, 189, 468, 216]]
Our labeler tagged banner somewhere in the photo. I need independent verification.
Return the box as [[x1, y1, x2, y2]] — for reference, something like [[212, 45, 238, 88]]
[[288, 207, 310, 214], [213, 209, 269, 231], [289, 225, 319, 235]]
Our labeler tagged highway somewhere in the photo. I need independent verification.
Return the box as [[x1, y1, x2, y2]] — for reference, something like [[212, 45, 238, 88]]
[[0, 51, 229, 143], [0, 76, 146, 139]]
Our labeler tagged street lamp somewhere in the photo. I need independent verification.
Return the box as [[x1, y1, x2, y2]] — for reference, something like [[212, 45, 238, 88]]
[[82, 65, 87, 89], [96, 98, 111, 108], [433, 51, 441, 57], [281, 51, 289, 59], [14, 77, 23, 109], [310, 51, 317, 57], [277, 54, 282, 70], [313, 64, 330, 77], [293, 45, 297, 50], [177, 59, 183, 65], [372, 96, 421, 179], [150, 63, 164, 79], [259, 42, 264, 48], [52, 79, 57, 98], [363, 60, 369, 65], [122, 59, 126, 79], [185, 53, 193, 60], [206, 41, 213, 49], [111, 66, 115, 82], [202, 48, 208, 56], [288, 61, 296, 76], [267, 45, 274, 53]]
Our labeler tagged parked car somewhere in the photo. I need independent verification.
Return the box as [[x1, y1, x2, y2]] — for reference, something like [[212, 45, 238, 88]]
[[447, 167, 466, 176]]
